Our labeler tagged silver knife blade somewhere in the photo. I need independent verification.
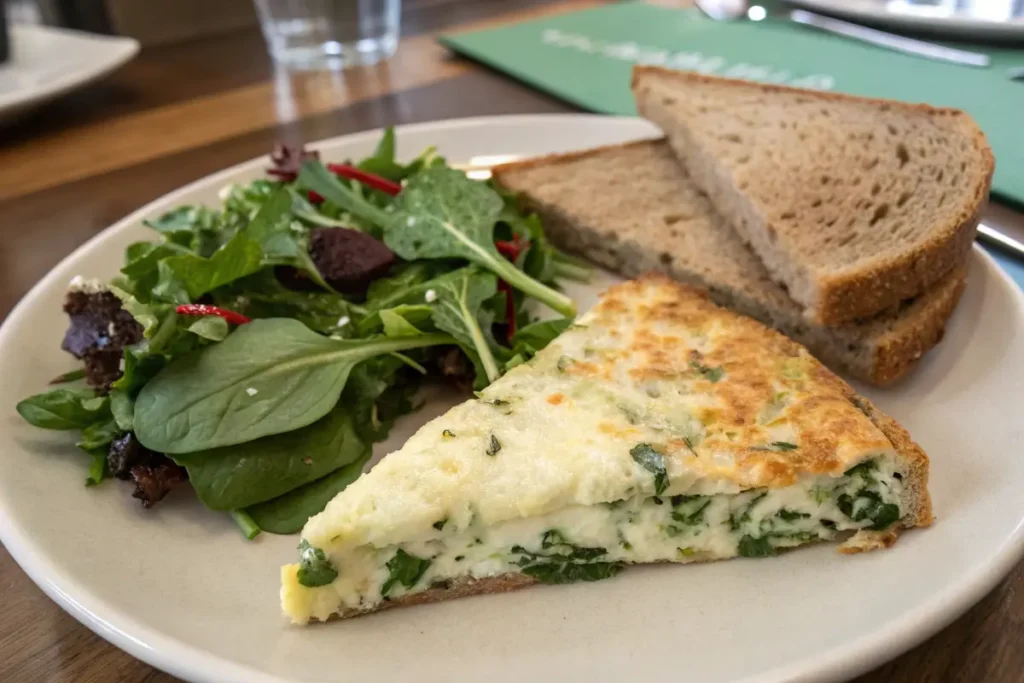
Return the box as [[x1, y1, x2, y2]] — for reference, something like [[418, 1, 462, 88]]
[[788, 9, 990, 68], [978, 223, 1024, 259]]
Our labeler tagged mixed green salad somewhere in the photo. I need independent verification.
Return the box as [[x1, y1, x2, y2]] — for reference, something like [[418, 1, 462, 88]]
[[16, 130, 590, 539]]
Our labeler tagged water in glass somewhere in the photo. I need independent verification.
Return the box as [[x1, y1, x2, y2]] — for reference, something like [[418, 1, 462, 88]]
[[254, 0, 401, 69]]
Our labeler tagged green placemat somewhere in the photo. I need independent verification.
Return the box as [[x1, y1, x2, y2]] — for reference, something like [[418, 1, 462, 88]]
[[440, 1, 1024, 206]]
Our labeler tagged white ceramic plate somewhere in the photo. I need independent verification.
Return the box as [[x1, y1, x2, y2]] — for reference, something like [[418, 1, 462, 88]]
[[2, 115, 1024, 683], [0, 24, 138, 123], [783, 0, 1024, 40]]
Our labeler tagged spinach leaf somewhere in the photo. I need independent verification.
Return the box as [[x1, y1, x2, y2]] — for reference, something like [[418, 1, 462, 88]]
[[729, 491, 767, 531], [77, 417, 119, 451], [690, 359, 724, 383], [383, 167, 576, 318], [430, 269, 501, 386], [17, 389, 110, 430], [629, 443, 669, 496], [133, 318, 453, 453], [750, 441, 799, 452], [247, 453, 370, 534], [157, 229, 264, 302], [520, 561, 623, 584], [777, 509, 811, 522], [381, 548, 432, 596], [867, 503, 901, 531], [187, 316, 230, 341], [173, 405, 369, 510], [737, 535, 776, 558], [838, 490, 901, 531], [296, 540, 338, 587], [670, 497, 711, 526], [108, 346, 167, 431]]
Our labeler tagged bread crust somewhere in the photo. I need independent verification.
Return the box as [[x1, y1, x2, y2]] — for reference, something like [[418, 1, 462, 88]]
[[492, 142, 966, 387], [630, 65, 994, 326]]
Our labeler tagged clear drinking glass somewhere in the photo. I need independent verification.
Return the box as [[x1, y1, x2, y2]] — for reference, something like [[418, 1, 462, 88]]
[[254, 0, 401, 70]]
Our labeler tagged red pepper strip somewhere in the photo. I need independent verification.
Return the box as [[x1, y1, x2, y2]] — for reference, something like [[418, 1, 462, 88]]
[[307, 190, 324, 204], [497, 280, 516, 339], [326, 163, 402, 196], [175, 304, 252, 326], [495, 234, 525, 261]]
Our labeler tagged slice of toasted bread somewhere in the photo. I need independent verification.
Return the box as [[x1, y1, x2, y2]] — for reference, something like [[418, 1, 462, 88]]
[[631, 66, 992, 325], [492, 138, 965, 386]]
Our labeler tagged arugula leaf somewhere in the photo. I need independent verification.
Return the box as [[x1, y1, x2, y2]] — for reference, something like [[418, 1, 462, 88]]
[[430, 269, 501, 386], [378, 309, 425, 338], [381, 549, 432, 596], [383, 167, 576, 318], [247, 453, 370, 534], [365, 264, 466, 311], [357, 304, 433, 336], [357, 128, 443, 182], [510, 318, 572, 360], [144, 204, 243, 257], [172, 405, 369, 510], [296, 540, 338, 587], [229, 509, 262, 540], [629, 443, 669, 496], [297, 161, 392, 228], [133, 318, 454, 453], [84, 447, 109, 487], [48, 368, 87, 385], [212, 271, 355, 335], [17, 389, 110, 430]]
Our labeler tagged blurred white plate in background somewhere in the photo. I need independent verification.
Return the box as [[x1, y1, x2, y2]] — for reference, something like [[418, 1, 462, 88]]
[[0, 24, 138, 123], [784, 0, 1024, 40]]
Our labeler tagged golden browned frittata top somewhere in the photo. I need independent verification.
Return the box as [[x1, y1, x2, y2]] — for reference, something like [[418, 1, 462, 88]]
[[301, 275, 897, 552]]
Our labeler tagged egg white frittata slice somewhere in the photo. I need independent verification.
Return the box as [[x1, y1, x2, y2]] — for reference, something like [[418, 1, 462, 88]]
[[282, 275, 932, 623]]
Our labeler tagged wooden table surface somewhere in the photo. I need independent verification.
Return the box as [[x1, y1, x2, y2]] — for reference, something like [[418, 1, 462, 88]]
[[1, 1, 1022, 681]]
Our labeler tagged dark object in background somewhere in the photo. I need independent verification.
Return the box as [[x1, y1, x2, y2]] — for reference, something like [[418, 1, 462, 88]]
[[0, 1, 9, 64], [61, 288, 143, 393]]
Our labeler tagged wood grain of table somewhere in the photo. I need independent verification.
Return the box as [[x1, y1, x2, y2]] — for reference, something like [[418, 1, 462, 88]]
[[1, 1, 1022, 681]]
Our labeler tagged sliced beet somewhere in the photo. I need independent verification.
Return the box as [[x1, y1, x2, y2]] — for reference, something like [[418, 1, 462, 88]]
[[307, 227, 395, 295]]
